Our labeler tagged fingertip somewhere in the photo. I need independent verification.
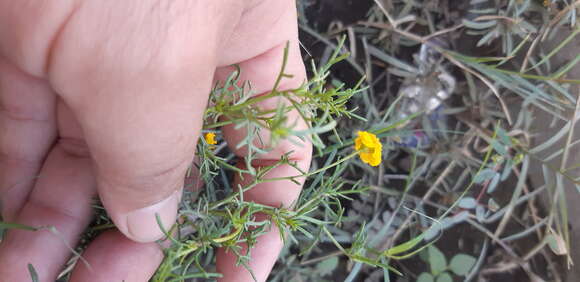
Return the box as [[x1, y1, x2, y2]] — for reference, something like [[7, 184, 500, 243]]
[[216, 224, 283, 282], [70, 230, 164, 282], [110, 188, 182, 243]]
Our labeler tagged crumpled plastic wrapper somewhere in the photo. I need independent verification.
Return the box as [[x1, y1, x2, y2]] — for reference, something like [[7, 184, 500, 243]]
[[395, 39, 456, 147]]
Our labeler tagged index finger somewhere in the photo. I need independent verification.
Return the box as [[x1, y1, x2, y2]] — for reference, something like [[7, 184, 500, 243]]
[[213, 4, 311, 281]]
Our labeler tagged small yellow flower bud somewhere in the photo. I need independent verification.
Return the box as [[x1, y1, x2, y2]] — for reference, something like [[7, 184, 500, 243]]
[[204, 132, 218, 145]]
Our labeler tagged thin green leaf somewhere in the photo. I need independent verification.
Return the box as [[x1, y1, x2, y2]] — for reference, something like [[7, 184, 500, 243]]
[[28, 264, 39, 282], [384, 233, 424, 257], [527, 28, 580, 72], [0, 222, 38, 232], [462, 19, 497, 29]]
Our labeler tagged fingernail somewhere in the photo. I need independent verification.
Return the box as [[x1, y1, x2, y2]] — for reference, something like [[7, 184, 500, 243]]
[[122, 189, 182, 243]]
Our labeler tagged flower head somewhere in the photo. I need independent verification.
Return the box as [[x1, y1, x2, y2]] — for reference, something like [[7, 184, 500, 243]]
[[204, 132, 218, 145], [355, 131, 382, 166]]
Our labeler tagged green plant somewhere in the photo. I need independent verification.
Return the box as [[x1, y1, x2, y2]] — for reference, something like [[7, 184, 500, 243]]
[[151, 38, 372, 281], [417, 246, 476, 282], [289, 0, 580, 281], [3, 1, 579, 281]]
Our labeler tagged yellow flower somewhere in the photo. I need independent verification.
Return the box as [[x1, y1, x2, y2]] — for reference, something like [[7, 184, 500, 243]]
[[204, 132, 217, 145], [355, 131, 382, 166]]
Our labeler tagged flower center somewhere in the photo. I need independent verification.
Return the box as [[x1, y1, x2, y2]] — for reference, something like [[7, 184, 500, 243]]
[[361, 146, 375, 154]]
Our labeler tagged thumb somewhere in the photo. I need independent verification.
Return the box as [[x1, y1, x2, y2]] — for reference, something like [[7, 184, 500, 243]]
[[47, 1, 242, 242]]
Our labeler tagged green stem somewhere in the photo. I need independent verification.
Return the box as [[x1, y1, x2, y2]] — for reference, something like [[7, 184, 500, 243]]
[[263, 151, 359, 182]]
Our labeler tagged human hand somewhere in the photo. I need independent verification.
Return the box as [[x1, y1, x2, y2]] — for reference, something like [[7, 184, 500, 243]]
[[0, 1, 311, 281]]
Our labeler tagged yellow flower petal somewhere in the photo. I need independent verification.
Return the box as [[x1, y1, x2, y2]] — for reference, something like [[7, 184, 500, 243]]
[[355, 137, 362, 151], [355, 131, 382, 167], [360, 132, 374, 147]]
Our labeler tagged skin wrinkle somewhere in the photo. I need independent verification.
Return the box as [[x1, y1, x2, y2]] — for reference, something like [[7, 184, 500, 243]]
[[0, 59, 55, 121], [0, 106, 52, 123], [87, 112, 197, 179], [96, 155, 187, 205], [27, 194, 86, 224], [0, 56, 57, 221], [0, 110, 56, 160], [26, 145, 95, 222], [243, 0, 268, 13], [42, 1, 80, 78], [0, 152, 46, 173], [0, 155, 42, 218], [56, 138, 91, 159], [0, 0, 79, 77]]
